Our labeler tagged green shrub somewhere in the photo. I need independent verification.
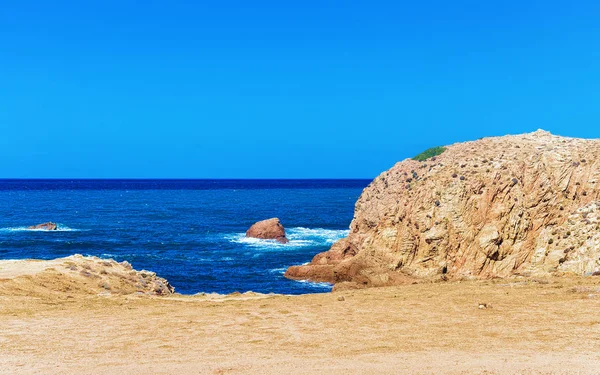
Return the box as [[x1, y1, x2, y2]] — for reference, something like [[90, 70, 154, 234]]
[[412, 146, 447, 161]]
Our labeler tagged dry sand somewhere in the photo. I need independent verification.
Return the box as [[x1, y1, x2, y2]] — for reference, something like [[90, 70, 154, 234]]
[[1, 259, 600, 374], [0, 258, 68, 279]]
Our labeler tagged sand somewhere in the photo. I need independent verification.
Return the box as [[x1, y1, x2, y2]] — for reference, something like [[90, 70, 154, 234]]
[[0, 258, 68, 279], [1, 259, 600, 374]]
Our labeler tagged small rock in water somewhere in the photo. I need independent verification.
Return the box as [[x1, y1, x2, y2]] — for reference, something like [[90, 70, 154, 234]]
[[27, 222, 58, 231]]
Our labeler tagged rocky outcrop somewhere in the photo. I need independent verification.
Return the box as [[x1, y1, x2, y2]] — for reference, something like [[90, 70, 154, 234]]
[[27, 222, 57, 230], [246, 218, 289, 244], [0, 255, 174, 297], [286, 130, 600, 289]]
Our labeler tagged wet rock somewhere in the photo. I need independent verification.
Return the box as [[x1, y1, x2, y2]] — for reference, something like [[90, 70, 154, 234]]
[[246, 218, 289, 244], [27, 222, 57, 231]]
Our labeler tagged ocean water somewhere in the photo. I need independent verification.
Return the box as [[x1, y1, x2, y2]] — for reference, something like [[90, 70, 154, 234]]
[[0, 179, 369, 295]]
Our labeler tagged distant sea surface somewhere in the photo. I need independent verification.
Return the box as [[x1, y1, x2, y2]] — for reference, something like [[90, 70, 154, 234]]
[[0, 179, 370, 294]]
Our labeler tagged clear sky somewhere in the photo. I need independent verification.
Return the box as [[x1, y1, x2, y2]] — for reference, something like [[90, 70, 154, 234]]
[[1, 1, 599, 178]]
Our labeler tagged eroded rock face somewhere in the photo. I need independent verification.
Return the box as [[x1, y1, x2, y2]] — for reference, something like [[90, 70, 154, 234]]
[[286, 130, 600, 289], [27, 222, 57, 231], [246, 218, 289, 244]]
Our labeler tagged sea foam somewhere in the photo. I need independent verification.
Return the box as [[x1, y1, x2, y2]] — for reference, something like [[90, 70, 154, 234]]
[[0, 224, 82, 233], [293, 279, 333, 289], [225, 227, 349, 250]]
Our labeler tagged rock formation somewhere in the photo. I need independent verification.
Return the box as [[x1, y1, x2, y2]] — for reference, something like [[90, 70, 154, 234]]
[[27, 222, 57, 230], [0, 255, 174, 297], [246, 218, 289, 244], [286, 130, 600, 289]]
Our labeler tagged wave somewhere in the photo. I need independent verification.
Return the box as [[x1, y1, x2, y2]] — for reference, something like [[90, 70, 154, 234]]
[[268, 267, 287, 275], [0, 224, 82, 233], [293, 279, 333, 289], [97, 253, 214, 263], [268, 267, 331, 290], [225, 227, 349, 250], [287, 227, 350, 244]]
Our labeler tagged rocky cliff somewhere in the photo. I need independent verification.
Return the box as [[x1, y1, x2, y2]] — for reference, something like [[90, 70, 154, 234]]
[[286, 130, 600, 289]]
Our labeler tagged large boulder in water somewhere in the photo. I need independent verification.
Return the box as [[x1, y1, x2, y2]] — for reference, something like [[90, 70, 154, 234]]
[[27, 222, 58, 231], [246, 218, 289, 244]]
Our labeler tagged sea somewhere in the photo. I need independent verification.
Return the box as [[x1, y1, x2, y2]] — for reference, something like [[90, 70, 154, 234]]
[[0, 179, 370, 295]]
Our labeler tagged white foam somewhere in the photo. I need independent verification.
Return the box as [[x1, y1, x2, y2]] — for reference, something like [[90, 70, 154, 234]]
[[287, 227, 350, 245], [269, 267, 287, 275], [294, 279, 333, 289], [0, 224, 82, 233], [225, 227, 349, 250]]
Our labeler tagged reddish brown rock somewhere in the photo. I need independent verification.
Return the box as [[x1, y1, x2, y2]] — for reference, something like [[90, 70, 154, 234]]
[[246, 218, 289, 244], [286, 130, 600, 289], [285, 238, 357, 282], [27, 222, 58, 231], [285, 264, 334, 283]]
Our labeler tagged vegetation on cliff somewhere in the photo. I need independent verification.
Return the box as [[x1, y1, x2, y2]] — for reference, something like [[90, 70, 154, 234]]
[[412, 146, 447, 161]]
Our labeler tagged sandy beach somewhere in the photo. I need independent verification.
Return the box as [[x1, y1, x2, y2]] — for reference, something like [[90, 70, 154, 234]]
[[1, 259, 599, 374]]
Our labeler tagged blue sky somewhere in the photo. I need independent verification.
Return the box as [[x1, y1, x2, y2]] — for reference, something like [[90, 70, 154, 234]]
[[1, 1, 599, 178]]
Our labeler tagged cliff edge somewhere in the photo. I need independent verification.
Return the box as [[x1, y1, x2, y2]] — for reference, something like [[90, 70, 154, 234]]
[[286, 130, 600, 289]]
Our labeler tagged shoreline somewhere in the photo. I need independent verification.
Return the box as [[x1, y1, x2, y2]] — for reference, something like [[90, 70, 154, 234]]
[[0, 223, 350, 295], [0, 255, 328, 298], [3, 255, 600, 297]]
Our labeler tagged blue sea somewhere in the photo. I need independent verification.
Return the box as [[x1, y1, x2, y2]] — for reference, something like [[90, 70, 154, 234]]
[[0, 179, 369, 295]]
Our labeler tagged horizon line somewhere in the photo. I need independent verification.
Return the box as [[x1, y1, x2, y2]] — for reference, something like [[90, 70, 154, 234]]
[[0, 177, 375, 181]]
